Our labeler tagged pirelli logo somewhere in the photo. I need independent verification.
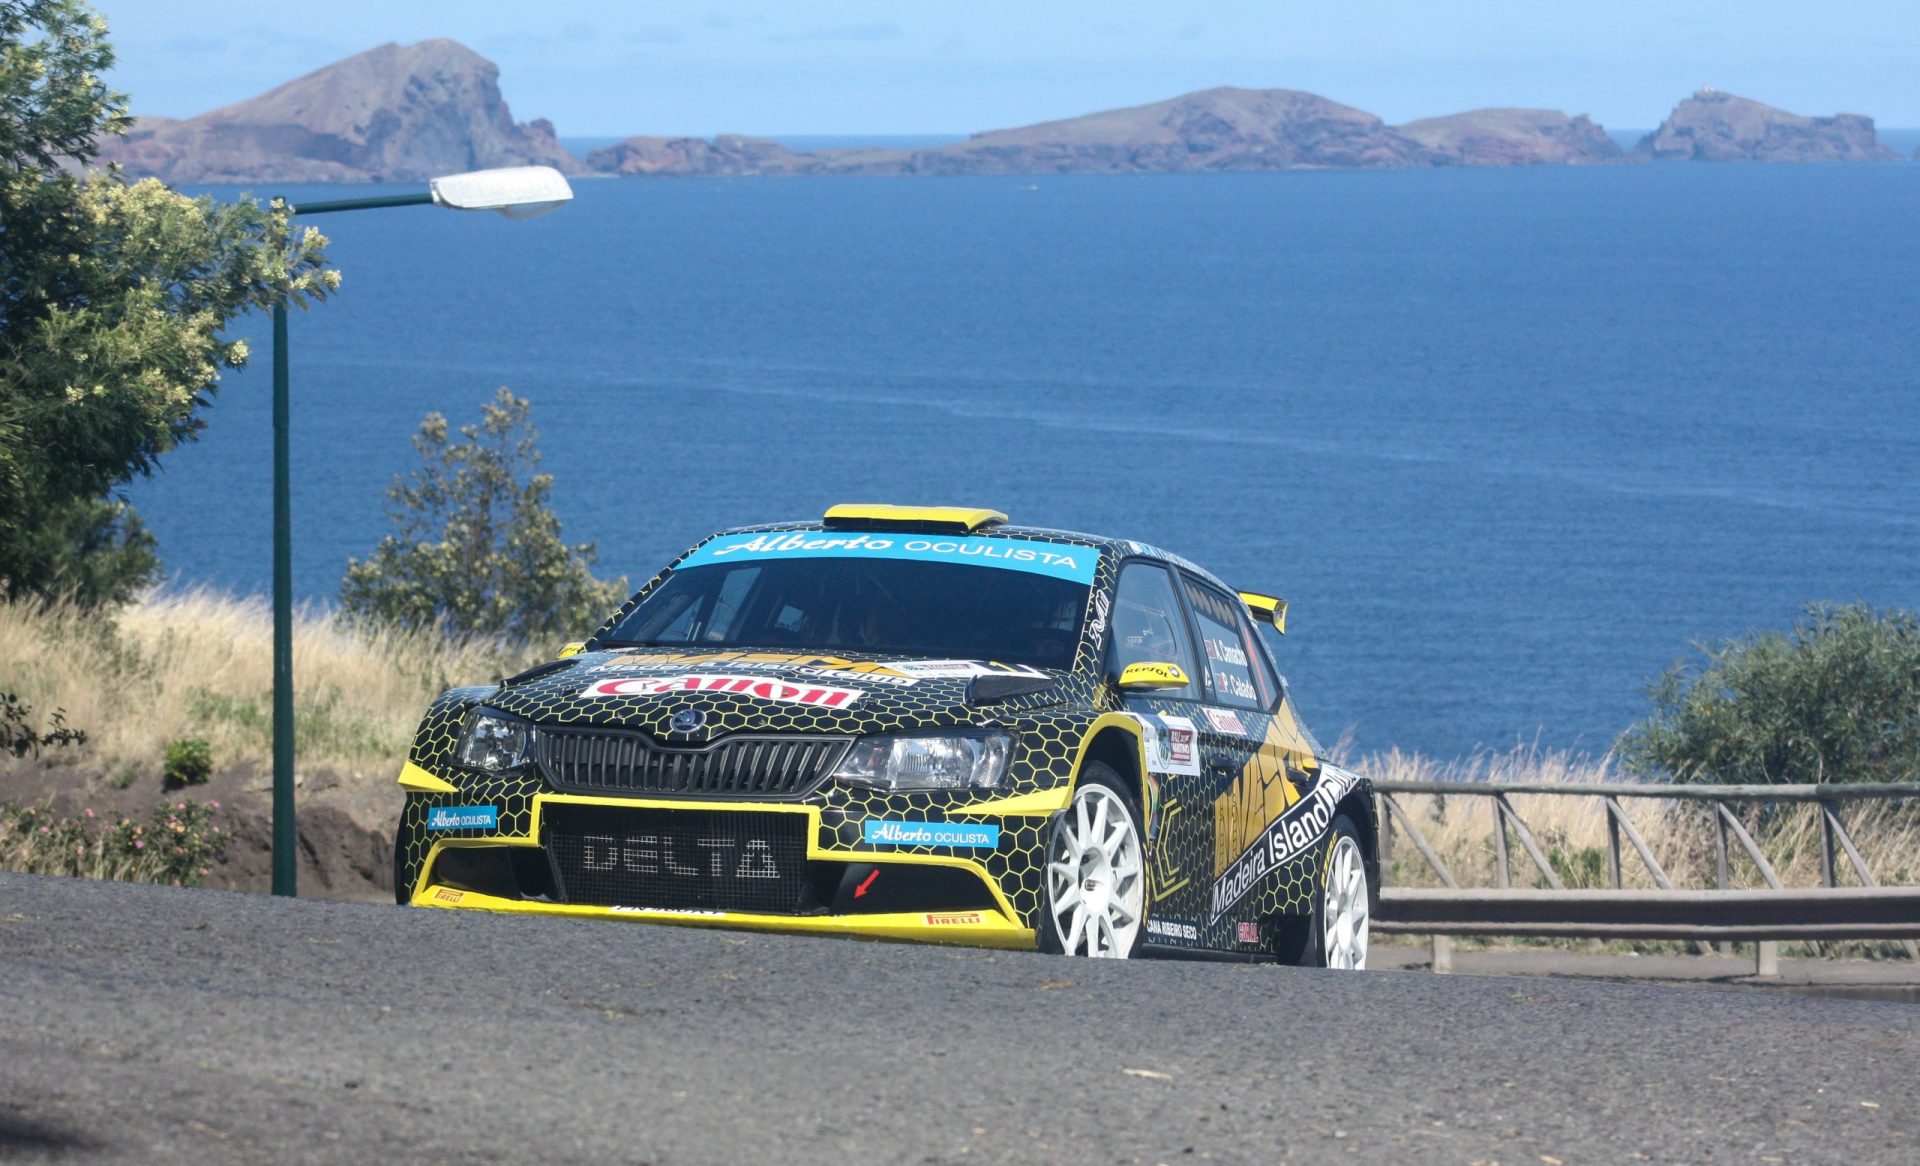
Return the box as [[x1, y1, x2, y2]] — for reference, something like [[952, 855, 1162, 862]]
[[1208, 766, 1360, 921]]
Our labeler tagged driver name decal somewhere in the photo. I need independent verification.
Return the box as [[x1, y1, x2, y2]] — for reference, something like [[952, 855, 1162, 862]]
[[580, 674, 864, 708]]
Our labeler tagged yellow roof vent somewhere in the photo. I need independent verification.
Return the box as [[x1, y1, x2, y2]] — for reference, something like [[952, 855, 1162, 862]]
[[822, 504, 1008, 534], [1238, 591, 1288, 634]]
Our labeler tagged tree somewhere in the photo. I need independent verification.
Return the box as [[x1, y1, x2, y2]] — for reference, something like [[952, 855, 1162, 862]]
[[1619, 603, 1920, 785], [340, 388, 627, 645], [0, 1, 336, 606]]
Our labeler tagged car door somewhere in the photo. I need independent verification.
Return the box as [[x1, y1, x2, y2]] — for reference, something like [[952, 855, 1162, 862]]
[[1103, 560, 1212, 941], [1177, 573, 1323, 941]]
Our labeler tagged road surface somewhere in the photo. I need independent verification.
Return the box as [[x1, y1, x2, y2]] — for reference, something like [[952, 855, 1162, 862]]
[[1, 872, 1914, 1164]]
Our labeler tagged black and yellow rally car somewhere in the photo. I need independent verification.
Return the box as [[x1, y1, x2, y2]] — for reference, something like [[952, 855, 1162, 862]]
[[394, 505, 1376, 965]]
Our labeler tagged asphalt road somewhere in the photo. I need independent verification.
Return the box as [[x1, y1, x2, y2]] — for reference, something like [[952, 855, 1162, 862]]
[[2, 873, 1915, 1165]]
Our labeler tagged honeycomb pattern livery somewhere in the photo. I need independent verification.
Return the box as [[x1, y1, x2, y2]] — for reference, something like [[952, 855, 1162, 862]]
[[393, 520, 1375, 956]]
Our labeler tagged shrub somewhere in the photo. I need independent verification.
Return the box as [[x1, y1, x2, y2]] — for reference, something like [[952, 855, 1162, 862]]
[[0, 800, 229, 886], [1, 690, 87, 760], [162, 736, 212, 787], [1619, 603, 1920, 785]]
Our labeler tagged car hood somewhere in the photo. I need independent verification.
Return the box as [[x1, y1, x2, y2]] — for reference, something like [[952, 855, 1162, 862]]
[[480, 647, 1070, 739]]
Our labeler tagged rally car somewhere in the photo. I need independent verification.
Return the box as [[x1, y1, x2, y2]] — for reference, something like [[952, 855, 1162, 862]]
[[394, 505, 1376, 965]]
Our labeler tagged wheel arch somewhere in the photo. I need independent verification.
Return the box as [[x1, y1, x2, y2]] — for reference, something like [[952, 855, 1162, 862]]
[[1074, 720, 1150, 820], [1334, 777, 1381, 911]]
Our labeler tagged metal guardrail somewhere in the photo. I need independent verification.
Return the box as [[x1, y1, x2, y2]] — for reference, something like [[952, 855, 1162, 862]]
[[1369, 780, 1920, 975]]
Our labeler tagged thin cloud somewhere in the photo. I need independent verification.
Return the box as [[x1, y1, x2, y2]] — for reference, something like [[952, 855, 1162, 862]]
[[627, 25, 685, 45], [769, 24, 903, 44]]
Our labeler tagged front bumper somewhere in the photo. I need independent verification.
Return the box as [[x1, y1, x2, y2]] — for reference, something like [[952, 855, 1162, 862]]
[[400, 784, 1064, 950]]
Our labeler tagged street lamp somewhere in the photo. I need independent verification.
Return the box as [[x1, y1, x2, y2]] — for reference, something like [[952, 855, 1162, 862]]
[[269, 165, 573, 897]]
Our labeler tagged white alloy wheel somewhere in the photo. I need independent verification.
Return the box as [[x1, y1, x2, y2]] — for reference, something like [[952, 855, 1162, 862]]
[[1044, 781, 1145, 957], [1321, 832, 1370, 969]]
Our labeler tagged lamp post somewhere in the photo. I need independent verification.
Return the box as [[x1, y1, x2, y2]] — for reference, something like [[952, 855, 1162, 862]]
[[269, 165, 573, 897]]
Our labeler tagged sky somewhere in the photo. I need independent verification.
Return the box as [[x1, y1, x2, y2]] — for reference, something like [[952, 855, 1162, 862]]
[[103, 1, 1920, 137]]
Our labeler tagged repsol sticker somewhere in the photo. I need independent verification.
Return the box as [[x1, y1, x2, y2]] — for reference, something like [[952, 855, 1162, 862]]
[[863, 821, 1000, 848], [1208, 765, 1361, 921], [580, 673, 864, 708], [427, 805, 498, 831], [678, 532, 1097, 584]]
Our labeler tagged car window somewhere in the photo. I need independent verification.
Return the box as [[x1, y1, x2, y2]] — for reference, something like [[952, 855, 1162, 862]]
[[1105, 562, 1200, 700], [602, 556, 1089, 670], [1181, 576, 1275, 711], [1249, 623, 1287, 709]]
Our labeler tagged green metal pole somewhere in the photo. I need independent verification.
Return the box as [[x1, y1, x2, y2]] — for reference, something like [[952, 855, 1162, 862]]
[[271, 301, 296, 897], [289, 191, 434, 216], [267, 189, 429, 899]]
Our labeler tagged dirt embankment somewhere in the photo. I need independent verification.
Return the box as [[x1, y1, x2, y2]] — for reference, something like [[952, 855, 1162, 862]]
[[4, 760, 397, 902]]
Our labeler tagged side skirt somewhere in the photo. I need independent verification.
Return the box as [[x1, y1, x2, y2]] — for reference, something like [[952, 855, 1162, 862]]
[[1140, 941, 1274, 964]]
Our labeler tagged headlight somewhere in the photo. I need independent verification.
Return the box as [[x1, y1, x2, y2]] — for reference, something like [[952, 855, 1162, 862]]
[[457, 710, 533, 772], [831, 731, 1013, 792]]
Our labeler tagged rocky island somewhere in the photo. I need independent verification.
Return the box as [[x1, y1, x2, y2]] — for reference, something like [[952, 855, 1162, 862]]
[[1634, 89, 1898, 162], [94, 40, 1907, 183], [95, 40, 584, 183]]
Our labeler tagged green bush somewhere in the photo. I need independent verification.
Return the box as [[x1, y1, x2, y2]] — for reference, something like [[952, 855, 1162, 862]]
[[1620, 603, 1920, 785], [162, 737, 212, 787]]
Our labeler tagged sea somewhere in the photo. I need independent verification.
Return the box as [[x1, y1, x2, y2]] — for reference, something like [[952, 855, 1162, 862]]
[[139, 159, 1920, 762]]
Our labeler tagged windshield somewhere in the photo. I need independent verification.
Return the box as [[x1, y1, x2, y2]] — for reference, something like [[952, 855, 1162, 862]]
[[600, 537, 1097, 670]]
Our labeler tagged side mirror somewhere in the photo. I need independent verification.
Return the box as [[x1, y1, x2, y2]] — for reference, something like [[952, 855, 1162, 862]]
[[557, 641, 587, 658], [1117, 661, 1191, 691]]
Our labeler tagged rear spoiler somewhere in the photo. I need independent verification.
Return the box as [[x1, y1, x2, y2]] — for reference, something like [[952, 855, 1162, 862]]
[[1238, 591, 1288, 634]]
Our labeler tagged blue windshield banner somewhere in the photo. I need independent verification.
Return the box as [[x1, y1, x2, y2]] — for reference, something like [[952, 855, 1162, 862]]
[[677, 532, 1098, 584]]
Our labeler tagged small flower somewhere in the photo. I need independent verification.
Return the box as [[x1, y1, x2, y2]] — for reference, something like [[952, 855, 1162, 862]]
[[210, 801, 221, 809], [134, 840, 144, 850], [85, 808, 94, 819]]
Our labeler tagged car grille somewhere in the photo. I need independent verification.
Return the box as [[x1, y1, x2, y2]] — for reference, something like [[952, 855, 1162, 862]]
[[544, 804, 811, 914], [533, 728, 850, 799]]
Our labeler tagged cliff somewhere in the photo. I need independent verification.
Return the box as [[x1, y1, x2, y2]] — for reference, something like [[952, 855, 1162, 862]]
[[1397, 108, 1624, 165], [97, 40, 586, 183], [1634, 91, 1897, 162]]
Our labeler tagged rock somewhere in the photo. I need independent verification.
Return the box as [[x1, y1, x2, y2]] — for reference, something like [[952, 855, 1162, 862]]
[[1396, 108, 1624, 165], [584, 91, 1639, 178], [1634, 90, 1898, 162], [584, 133, 805, 177], [95, 40, 586, 183]]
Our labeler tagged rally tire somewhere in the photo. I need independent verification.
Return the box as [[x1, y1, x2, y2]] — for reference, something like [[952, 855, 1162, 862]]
[[1287, 813, 1370, 969], [392, 823, 410, 906], [1039, 763, 1147, 958]]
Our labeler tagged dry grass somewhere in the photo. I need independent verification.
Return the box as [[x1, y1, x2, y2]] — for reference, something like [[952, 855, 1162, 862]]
[[1356, 746, 1920, 892], [0, 589, 538, 785]]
